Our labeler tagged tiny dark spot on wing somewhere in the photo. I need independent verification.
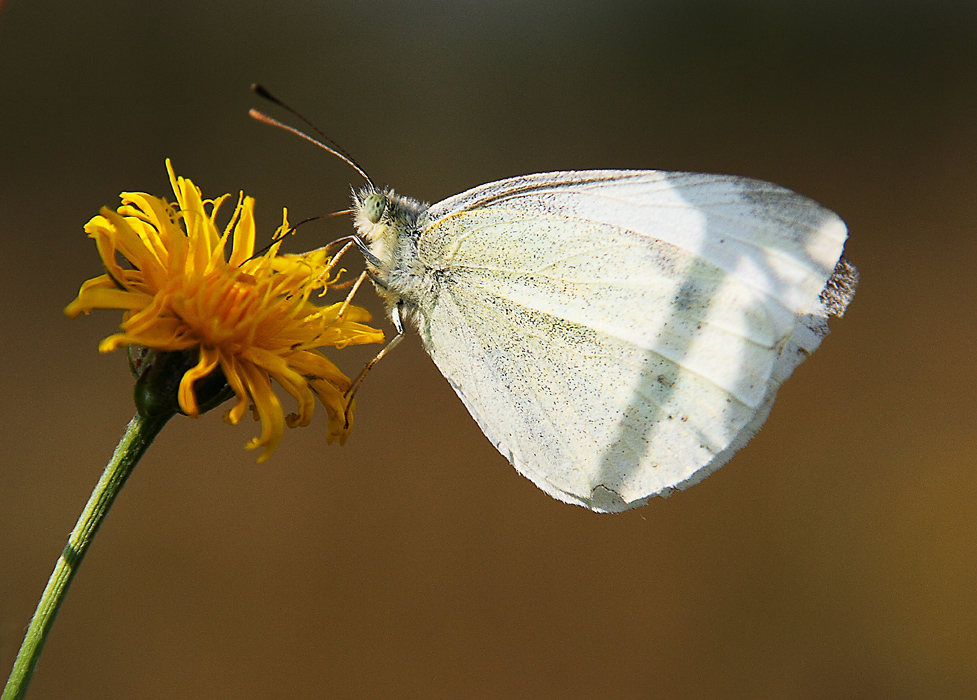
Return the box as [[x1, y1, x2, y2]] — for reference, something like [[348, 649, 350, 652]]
[[656, 372, 677, 394]]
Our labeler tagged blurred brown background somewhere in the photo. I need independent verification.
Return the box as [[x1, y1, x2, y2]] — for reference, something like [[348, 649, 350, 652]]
[[1, 1, 974, 698]]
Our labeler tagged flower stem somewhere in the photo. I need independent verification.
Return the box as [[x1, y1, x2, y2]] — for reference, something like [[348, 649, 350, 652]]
[[2, 411, 173, 700]]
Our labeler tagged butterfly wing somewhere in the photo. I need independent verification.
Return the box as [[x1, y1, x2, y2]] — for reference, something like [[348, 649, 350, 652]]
[[413, 170, 855, 512]]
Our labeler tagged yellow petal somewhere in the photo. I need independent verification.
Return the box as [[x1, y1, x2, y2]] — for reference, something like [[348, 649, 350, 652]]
[[220, 354, 254, 427], [66, 285, 152, 317], [227, 196, 257, 268], [178, 346, 221, 417], [238, 361, 285, 463]]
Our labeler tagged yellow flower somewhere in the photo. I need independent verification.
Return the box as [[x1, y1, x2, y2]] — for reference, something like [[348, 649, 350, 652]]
[[66, 160, 383, 461]]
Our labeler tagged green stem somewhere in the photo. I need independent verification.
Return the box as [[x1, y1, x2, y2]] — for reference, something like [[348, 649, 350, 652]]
[[2, 411, 172, 700]]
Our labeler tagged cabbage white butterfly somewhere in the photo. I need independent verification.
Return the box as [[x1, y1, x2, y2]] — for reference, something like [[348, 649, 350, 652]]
[[249, 88, 856, 512], [351, 170, 856, 512]]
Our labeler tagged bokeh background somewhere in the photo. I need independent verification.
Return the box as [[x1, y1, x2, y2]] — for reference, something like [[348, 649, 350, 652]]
[[1, 1, 974, 698]]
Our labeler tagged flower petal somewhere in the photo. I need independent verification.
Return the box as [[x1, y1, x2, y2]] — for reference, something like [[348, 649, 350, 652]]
[[227, 196, 257, 268], [220, 353, 254, 427], [238, 360, 286, 463], [178, 346, 221, 417]]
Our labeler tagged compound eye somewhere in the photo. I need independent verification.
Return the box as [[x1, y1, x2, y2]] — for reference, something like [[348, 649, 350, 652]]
[[364, 192, 386, 224]]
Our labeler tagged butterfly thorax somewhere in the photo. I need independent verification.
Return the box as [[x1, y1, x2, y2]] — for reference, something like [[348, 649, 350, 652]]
[[353, 186, 436, 317]]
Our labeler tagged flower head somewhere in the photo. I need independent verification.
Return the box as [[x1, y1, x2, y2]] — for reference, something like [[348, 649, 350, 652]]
[[66, 161, 383, 461]]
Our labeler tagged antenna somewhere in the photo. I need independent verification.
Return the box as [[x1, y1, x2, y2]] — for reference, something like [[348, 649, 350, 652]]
[[250, 83, 375, 188]]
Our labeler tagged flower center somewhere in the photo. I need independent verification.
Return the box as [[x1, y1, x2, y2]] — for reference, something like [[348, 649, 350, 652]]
[[170, 268, 263, 347]]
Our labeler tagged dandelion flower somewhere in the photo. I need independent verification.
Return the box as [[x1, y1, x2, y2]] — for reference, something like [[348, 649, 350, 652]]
[[66, 160, 384, 461]]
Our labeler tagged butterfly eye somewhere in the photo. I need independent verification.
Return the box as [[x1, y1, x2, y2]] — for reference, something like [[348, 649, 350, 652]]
[[364, 193, 387, 224]]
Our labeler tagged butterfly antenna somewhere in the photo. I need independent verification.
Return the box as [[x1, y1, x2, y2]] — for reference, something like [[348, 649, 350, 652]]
[[250, 83, 375, 189]]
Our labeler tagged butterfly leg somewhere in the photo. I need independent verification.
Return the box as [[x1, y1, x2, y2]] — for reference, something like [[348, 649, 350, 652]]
[[343, 300, 405, 428]]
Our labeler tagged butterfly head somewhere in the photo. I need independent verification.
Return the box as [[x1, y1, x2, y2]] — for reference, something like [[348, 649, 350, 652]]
[[352, 186, 393, 253], [352, 185, 426, 245]]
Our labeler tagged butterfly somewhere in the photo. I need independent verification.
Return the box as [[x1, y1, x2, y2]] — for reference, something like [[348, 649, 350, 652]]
[[348, 169, 857, 512], [249, 86, 855, 512]]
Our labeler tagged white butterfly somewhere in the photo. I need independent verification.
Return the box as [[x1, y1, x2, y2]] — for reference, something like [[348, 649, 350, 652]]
[[351, 169, 857, 513]]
